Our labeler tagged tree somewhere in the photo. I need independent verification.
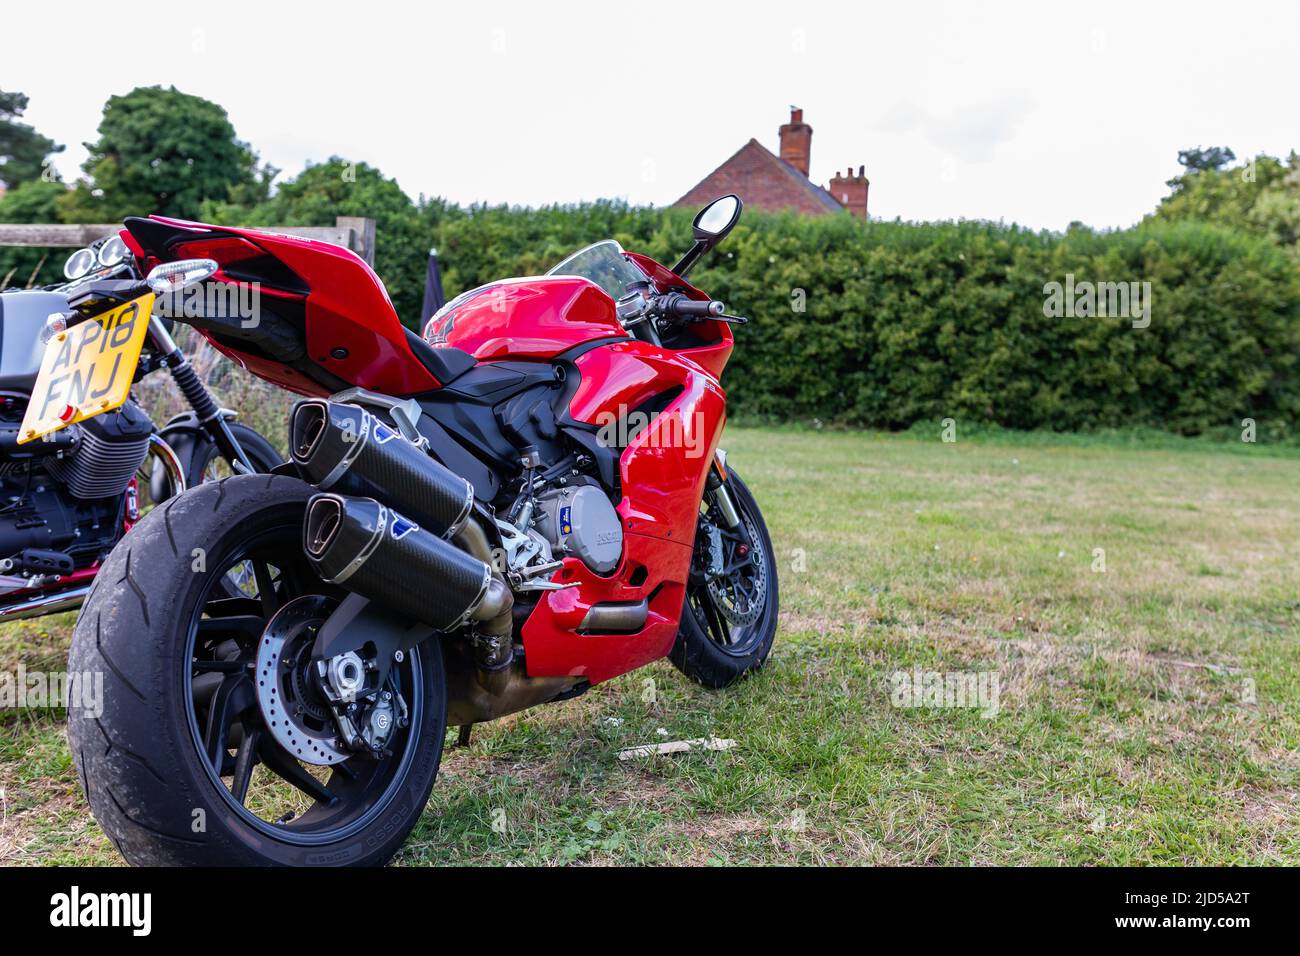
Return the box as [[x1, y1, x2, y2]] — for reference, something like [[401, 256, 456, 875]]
[[0, 178, 65, 222], [0, 89, 63, 187], [0, 180, 69, 288], [59, 86, 268, 222], [1153, 149, 1300, 252], [1165, 146, 1238, 196], [1176, 145, 1237, 174]]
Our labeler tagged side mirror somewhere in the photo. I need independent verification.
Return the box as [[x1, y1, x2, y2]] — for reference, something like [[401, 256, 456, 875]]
[[673, 194, 743, 278], [693, 194, 742, 241]]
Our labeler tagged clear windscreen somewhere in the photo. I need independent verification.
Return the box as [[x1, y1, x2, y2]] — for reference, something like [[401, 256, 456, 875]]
[[547, 240, 647, 299]]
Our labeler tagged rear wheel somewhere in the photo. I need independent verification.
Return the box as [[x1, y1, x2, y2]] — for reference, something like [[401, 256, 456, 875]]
[[670, 470, 779, 688], [68, 475, 445, 866]]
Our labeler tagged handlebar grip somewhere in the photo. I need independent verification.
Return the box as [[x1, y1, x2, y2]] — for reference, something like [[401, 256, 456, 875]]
[[662, 295, 725, 319]]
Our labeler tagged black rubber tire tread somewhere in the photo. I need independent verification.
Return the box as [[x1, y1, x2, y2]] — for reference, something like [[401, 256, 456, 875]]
[[668, 471, 779, 689], [67, 474, 445, 866]]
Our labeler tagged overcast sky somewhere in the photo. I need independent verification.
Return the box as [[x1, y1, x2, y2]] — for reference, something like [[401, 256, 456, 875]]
[[5, 0, 1297, 231]]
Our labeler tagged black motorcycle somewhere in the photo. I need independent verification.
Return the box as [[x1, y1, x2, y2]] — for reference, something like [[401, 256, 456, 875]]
[[0, 234, 280, 621]]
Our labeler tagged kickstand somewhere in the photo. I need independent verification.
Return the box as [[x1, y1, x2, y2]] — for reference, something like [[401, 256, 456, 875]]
[[457, 724, 473, 748]]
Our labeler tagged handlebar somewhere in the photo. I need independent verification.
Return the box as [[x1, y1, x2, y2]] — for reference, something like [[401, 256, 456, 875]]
[[614, 289, 749, 344], [649, 293, 726, 320]]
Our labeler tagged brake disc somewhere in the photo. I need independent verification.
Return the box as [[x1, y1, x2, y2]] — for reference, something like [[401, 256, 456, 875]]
[[255, 595, 351, 766], [705, 513, 767, 628]]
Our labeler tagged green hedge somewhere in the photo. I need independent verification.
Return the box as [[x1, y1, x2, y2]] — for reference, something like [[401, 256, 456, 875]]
[[433, 206, 1300, 437], [9, 180, 1299, 437]]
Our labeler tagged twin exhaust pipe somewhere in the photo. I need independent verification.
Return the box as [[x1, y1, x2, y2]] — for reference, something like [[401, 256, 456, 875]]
[[292, 400, 511, 643], [291, 399, 473, 537]]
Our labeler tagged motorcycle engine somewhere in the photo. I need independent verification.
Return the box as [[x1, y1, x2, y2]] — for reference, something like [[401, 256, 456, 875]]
[[0, 398, 153, 584], [533, 483, 622, 574], [45, 401, 153, 499]]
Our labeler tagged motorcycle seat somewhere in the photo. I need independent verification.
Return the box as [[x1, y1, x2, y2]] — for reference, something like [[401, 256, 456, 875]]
[[403, 327, 476, 386]]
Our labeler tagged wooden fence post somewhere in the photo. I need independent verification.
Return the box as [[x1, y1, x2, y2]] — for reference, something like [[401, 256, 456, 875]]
[[334, 216, 376, 266], [0, 218, 378, 267]]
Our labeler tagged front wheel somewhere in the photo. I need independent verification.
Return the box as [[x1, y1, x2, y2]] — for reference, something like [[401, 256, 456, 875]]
[[670, 469, 779, 688], [162, 419, 283, 489], [68, 475, 446, 866]]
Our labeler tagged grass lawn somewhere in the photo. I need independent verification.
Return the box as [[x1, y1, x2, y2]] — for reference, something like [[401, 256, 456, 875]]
[[2, 426, 1298, 865]]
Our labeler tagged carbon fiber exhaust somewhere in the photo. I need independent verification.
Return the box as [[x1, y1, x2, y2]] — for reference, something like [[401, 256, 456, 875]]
[[304, 493, 510, 632], [291, 399, 473, 537]]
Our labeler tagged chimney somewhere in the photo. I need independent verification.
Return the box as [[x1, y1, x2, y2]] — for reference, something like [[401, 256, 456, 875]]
[[828, 165, 869, 220], [779, 107, 813, 177]]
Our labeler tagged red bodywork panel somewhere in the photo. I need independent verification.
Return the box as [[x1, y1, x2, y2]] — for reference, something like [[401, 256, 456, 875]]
[[522, 343, 727, 682], [623, 252, 708, 300], [429, 276, 628, 360], [149, 216, 443, 396], [130, 219, 737, 688]]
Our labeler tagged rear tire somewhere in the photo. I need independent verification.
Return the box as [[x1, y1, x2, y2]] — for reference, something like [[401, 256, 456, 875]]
[[669, 470, 779, 688], [68, 474, 445, 866]]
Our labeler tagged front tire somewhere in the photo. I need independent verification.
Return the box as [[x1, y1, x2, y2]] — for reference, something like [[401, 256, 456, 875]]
[[68, 475, 446, 866], [669, 470, 779, 688]]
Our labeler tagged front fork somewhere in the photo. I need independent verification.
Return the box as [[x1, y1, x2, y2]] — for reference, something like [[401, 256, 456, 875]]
[[706, 449, 743, 531], [695, 450, 756, 589], [147, 317, 255, 473]]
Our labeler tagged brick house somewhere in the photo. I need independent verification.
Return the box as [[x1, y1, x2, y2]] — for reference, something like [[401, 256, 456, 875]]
[[674, 108, 867, 219]]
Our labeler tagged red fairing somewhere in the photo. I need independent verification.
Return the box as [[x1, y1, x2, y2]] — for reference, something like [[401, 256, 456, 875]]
[[520, 340, 727, 682], [428, 276, 628, 360], [246, 232, 441, 395], [153, 217, 443, 396], [521, 533, 690, 683], [623, 252, 709, 301]]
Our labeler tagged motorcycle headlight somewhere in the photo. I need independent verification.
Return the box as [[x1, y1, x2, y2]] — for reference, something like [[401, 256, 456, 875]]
[[63, 248, 96, 281], [97, 235, 130, 269]]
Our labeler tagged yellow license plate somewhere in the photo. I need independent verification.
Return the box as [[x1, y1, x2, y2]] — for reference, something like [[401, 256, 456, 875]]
[[18, 293, 155, 444]]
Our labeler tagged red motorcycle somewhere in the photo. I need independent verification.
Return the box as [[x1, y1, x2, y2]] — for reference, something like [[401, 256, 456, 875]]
[[67, 195, 779, 866]]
